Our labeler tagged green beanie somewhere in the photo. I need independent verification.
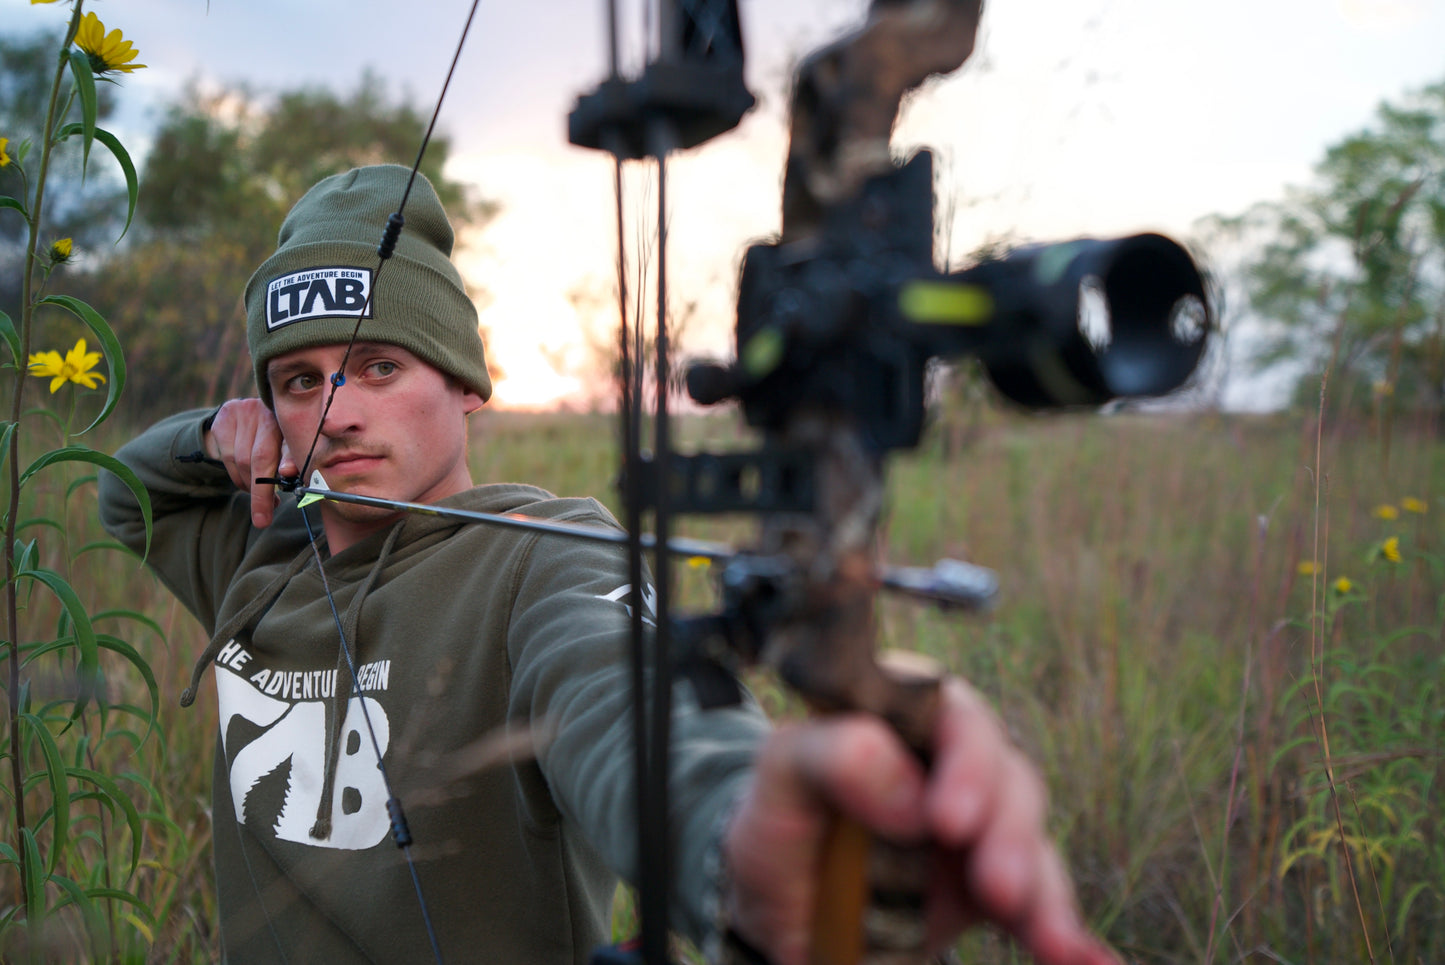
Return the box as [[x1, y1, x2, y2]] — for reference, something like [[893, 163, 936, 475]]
[[244, 164, 491, 408]]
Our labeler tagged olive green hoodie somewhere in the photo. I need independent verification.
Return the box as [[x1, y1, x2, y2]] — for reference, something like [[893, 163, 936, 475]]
[[99, 410, 766, 964]]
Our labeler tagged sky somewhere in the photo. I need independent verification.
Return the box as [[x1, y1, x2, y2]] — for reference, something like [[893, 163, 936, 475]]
[[12, 0, 1445, 409]]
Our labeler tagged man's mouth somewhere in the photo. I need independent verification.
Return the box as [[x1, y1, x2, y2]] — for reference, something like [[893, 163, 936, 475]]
[[321, 451, 385, 472]]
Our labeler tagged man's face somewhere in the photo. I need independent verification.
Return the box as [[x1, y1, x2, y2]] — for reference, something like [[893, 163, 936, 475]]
[[267, 341, 485, 547]]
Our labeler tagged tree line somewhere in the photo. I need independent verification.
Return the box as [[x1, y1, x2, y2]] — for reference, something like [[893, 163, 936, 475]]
[[3, 28, 1442, 422]]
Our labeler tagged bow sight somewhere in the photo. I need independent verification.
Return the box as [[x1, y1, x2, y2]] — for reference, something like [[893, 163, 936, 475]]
[[691, 150, 1210, 450], [568, 1, 1211, 963]]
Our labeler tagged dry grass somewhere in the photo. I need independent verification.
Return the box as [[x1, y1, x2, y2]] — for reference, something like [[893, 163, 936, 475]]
[[5, 403, 1441, 962]]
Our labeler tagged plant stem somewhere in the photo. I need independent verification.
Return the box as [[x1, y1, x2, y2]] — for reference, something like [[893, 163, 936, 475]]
[[5, 0, 86, 916]]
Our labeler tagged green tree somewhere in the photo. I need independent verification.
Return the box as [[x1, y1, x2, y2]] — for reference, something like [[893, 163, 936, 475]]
[[1206, 79, 1445, 421], [65, 73, 496, 417]]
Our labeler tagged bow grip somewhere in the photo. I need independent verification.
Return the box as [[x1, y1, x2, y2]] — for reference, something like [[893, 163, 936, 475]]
[[808, 653, 945, 965]]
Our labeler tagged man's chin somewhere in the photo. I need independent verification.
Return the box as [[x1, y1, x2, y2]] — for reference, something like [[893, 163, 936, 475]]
[[321, 493, 404, 527]]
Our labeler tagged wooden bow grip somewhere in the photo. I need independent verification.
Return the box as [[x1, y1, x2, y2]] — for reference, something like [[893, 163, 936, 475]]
[[808, 652, 944, 965]]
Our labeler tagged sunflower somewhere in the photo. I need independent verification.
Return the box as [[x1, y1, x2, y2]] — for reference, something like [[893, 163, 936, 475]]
[[0, 137, 10, 167], [28, 338, 107, 393], [49, 237, 73, 264], [73, 12, 146, 75], [1381, 537, 1401, 564]]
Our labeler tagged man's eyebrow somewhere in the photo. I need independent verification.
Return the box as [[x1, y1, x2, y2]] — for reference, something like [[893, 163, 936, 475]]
[[348, 341, 400, 356], [266, 357, 316, 381]]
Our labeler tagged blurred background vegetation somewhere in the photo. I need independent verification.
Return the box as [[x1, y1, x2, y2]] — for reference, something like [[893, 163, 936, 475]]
[[1, 32, 496, 419], [1, 23, 1443, 965]]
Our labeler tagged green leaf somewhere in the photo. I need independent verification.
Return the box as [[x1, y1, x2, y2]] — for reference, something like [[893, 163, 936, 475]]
[[0, 421, 14, 476], [74, 538, 133, 558], [14, 538, 39, 575], [16, 566, 100, 718], [34, 295, 125, 434], [0, 310, 18, 366], [0, 196, 27, 222], [22, 827, 46, 930], [0, 905, 21, 941], [16, 518, 65, 539], [20, 714, 71, 876], [118, 769, 165, 812], [67, 472, 98, 499], [93, 608, 166, 640], [88, 886, 156, 919], [20, 446, 151, 559], [97, 634, 160, 741], [67, 48, 98, 172], [55, 124, 138, 240], [48, 873, 109, 957], [22, 405, 65, 433], [70, 768, 145, 877]]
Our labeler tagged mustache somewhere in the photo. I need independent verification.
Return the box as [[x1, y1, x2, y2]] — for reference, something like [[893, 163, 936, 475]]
[[318, 444, 389, 469]]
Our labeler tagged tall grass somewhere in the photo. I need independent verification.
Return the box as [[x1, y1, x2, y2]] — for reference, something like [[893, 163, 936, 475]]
[[13, 404, 1441, 962]]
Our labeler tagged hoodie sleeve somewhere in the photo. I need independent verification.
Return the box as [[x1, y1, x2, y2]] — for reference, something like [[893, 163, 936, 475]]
[[502, 498, 769, 948], [97, 408, 262, 632]]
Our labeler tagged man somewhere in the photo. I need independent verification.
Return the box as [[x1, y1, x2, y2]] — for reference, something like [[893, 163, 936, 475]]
[[100, 165, 1115, 964]]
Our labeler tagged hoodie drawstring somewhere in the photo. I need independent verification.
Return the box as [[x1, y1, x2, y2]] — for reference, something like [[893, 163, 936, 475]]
[[181, 544, 317, 708], [309, 520, 405, 841]]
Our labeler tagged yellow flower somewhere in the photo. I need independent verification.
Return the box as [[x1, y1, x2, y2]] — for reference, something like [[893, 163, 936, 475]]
[[1372, 504, 1399, 520], [0, 137, 10, 167], [74, 12, 147, 75], [1401, 497, 1428, 515], [49, 237, 73, 263], [31, 0, 66, 4], [28, 338, 107, 393], [1381, 537, 1401, 564], [1333, 577, 1353, 594], [1297, 561, 1319, 575]]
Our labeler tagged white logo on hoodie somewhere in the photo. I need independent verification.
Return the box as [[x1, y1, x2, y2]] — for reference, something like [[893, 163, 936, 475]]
[[216, 667, 392, 850]]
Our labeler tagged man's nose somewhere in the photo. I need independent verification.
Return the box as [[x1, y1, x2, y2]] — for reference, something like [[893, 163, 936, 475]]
[[319, 379, 364, 436]]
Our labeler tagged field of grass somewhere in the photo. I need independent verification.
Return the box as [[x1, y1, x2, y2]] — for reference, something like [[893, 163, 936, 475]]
[[4, 400, 1442, 963]]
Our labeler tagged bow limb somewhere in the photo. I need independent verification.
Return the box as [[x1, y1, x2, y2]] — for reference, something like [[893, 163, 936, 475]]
[[782, 0, 985, 239]]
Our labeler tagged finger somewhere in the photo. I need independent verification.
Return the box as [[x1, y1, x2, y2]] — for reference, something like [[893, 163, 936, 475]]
[[248, 425, 282, 528], [967, 749, 1048, 924], [768, 717, 930, 840], [1016, 847, 1121, 965], [205, 405, 241, 492], [927, 677, 1008, 844], [724, 719, 930, 965], [225, 410, 256, 495]]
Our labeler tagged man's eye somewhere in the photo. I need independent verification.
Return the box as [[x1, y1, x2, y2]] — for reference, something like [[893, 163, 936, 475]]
[[367, 361, 398, 378], [287, 373, 321, 392]]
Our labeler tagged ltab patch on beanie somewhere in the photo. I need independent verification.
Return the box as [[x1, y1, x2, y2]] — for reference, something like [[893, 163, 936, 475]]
[[264, 267, 374, 331]]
